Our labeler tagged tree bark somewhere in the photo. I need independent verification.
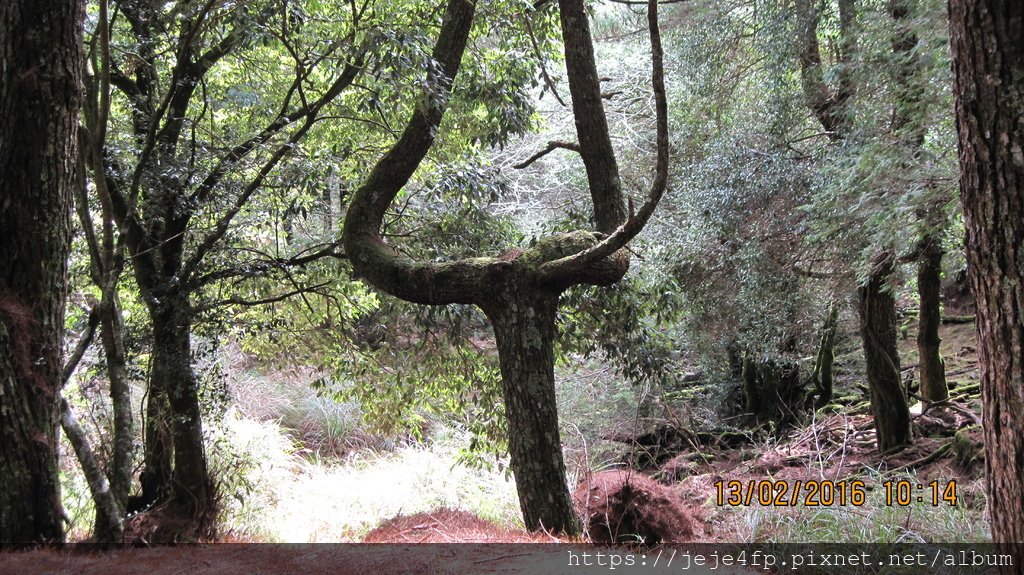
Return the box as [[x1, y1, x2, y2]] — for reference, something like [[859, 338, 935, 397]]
[[916, 234, 948, 402], [483, 287, 579, 534], [811, 303, 839, 408], [949, 0, 1024, 552], [342, 0, 668, 536], [0, 0, 82, 544], [137, 291, 210, 524], [858, 251, 912, 452], [59, 398, 123, 543]]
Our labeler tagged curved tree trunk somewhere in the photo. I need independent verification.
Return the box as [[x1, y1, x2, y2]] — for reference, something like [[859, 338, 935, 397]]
[[916, 234, 947, 402], [858, 251, 911, 452], [483, 287, 579, 534], [949, 0, 1024, 550], [341, 0, 668, 537], [0, 0, 82, 544]]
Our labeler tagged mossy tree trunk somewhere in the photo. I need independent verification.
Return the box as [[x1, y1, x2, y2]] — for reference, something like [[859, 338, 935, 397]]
[[343, 0, 669, 535], [916, 234, 947, 402], [811, 303, 839, 408], [858, 251, 912, 452], [0, 0, 83, 543], [483, 286, 578, 533]]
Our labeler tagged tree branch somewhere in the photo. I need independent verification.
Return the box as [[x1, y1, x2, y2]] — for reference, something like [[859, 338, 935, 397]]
[[513, 140, 580, 169], [342, 0, 486, 306], [538, 0, 669, 282], [194, 281, 334, 314], [63, 306, 101, 385], [558, 0, 626, 233]]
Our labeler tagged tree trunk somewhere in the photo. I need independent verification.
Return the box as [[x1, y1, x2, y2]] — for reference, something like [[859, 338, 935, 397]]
[[742, 354, 759, 415], [340, 0, 667, 537], [138, 370, 173, 511], [98, 295, 135, 517], [483, 287, 580, 535], [0, 0, 82, 544], [138, 292, 210, 525], [811, 303, 839, 408], [742, 355, 801, 423], [916, 235, 947, 402], [858, 251, 912, 452], [949, 0, 1024, 552], [59, 398, 123, 543]]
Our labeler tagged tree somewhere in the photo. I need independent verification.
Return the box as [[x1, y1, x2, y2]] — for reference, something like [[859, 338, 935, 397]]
[[889, 0, 948, 403], [0, 0, 83, 543], [948, 0, 1024, 551], [85, 0, 367, 530], [797, 0, 912, 452], [343, 0, 668, 534]]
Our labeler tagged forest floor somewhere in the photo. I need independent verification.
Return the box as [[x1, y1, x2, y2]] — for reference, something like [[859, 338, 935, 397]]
[[0, 323, 988, 574], [343, 319, 989, 546]]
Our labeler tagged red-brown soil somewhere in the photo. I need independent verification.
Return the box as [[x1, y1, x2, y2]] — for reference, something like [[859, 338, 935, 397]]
[[362, 508, 558, 543], [574, 469, 700, 545]]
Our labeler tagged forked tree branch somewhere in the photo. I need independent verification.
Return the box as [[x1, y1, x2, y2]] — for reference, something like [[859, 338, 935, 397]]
[[538, 0, 669, 281], [344, 0, 668, 303]]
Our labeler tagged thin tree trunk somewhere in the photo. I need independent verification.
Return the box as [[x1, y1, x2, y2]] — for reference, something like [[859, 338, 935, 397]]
[[949, 0, 1024, 552], [0, 0, 82, 544], [98, 295, 135, 516], [916, 235, 947, 402], [742, 354, 759, 415], [858, 250, 912, 452], [59, 398, 123, 543], [812, 303, 839, 408], [483, 287, 580, 535]]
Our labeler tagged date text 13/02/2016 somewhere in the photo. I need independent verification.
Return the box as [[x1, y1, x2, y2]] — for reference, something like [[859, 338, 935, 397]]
[[713, 479, 958, 507]]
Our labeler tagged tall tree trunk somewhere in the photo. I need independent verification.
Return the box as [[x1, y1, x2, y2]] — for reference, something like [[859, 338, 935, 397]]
[[74, 133, 135, 526], [917, 234, 947, 402], [0, 0, 82, 544], [949, 0, 1024, 552], [483, 286, 580, 535], [97, 295, 134, 516], [137, 288, 210, 527], [858, 251, 912, 452], [798, 0, 915, 447]]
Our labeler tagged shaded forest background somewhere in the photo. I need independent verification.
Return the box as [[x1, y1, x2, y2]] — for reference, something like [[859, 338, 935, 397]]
[[2, 0, 1023, 555]]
